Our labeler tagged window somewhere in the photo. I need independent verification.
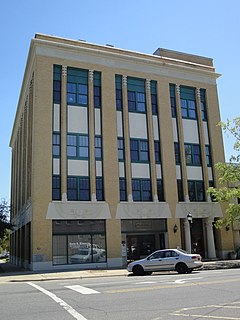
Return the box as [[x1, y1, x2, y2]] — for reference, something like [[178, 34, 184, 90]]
[[180, 86, 196, 119], [174, 142, 180, 164], [118, 138, 124, 161], [151, 81, 158, 115], [67, 177, 90, 201], [130, 139, 149, 162], [52, 220, 106, 265], [151, 94, 157, 115], [79, 178, 90, 201], [53, 65, 61, 103], [205, 145, 212, 166], [94, 72, 101, 108], [119, 178, 127, 201], [95, 136, 102, 159], [169, 84, 176, 117], [67, 177, 78, 200], [154, 141, 161, 163], [115, 75, 123, 111], [116, 89, 122, 110], [52, 176, 61, 200], [177, 180, 184, 201], [200, 89, 207, 121], [127, 77, 146, 112], [67, 68, 88, 106], [96, 177, 104, 201], [53, 133, 60, 157], [67, 135, 89, 158], [188, 180, 205, 202], [128, 92, 146, 112], [132, 179, 152, 202], [79, 135, 89, 158], [67, 135, 77, 157], [157, 179, 164, 201], [185, 144, 201, 165]]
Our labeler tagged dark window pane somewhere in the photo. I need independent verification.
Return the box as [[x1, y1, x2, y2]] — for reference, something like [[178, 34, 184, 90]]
[[78, 84, 88, 94], [53, 145, 60, 157], [177, 180, 184, 201], [157, 179, 164, 201], [67, 93, 76, 104], [174, 143, 180, 164], [67, 83, 77, 93], [79, 178, 90, 201], [78, 94, 88, 105], [96, 178, 104, 201], [119, 178, 127, 201], [54, 80, 61, 91], [154, 141, 160, 163]]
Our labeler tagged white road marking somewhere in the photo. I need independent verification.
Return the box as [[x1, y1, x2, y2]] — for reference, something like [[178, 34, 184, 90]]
[[65, 285, 100, 295], [174, 277, 202, 284], [27, 282, 88, 320], [135, 281, 157, 284]]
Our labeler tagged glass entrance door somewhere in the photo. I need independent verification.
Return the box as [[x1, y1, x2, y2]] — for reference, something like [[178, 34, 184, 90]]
[[126, 235, 155, 261]]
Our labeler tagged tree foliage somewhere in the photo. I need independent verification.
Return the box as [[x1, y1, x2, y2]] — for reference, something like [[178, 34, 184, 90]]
[[0, 199, 12, 240], [208, 117, 240, 228]]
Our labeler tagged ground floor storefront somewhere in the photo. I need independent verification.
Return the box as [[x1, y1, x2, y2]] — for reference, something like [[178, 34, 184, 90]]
[[10, 214, 230, 271]]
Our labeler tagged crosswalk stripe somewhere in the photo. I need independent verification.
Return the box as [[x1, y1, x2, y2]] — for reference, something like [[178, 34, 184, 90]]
[[65, 285, 100, 295]]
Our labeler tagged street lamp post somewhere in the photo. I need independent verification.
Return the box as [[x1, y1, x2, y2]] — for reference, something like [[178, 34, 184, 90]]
[[187, 213, 193, 253]]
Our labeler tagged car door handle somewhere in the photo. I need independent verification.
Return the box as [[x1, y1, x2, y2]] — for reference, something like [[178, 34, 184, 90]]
[[158, 259, 162, 261], [175, 258, 179, 260]]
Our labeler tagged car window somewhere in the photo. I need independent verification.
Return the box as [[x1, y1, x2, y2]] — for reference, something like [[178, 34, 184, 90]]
[[171, 251, 179, 257], [164, 251, 172, 258], [150, 251, 164, 259]]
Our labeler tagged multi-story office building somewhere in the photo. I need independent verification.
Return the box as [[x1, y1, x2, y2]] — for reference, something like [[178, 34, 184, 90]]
[[10, 34, 236, 271]]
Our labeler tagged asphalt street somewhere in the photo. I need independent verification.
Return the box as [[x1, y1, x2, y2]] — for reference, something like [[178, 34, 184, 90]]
[[1, 268, 240, 320]]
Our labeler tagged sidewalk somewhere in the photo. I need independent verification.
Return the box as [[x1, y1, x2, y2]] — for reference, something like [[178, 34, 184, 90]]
[[1, 259, 240, 283]]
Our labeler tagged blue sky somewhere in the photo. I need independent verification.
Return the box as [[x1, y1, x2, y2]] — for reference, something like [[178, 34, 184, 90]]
[[1, 0, 239, 200]]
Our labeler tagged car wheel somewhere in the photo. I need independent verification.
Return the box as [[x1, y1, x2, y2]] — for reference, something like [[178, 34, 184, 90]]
[[176, 262, 188, 274], [132, 265, 144, 276], [187, 268, 193, 273]]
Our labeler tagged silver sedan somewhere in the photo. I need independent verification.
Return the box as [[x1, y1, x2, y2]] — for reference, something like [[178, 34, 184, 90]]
[[127, 248, 203, 275]]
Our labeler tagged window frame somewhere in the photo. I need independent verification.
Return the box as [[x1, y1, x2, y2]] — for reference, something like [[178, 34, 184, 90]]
[[184, 143, 201, 166], [130, 139, 149, 163], [67, 134, 89, 159], [188, 180, 205, 202], [132, 179, 152, 202]]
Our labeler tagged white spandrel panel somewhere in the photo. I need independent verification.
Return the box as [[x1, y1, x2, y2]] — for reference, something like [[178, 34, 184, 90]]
[[95, 109, 101, 135], [176, 165, 181, 179], [182, 119, 199, 144], [68, 160, 89, 176], [53, 158, 60, 175], [172, 118, 178, 142], [153, 115, 159, 140], [68, 105, 88, 133], [116, 111, 123, 137], [129, 113, 147, 139], [156, 164, 162, 179], [208, 167, 213, 181], [53, 104, 60, 132], [96, 161, 102, 177], [118, 162, 125, 178], [131, 163, 150, 178], [203, 121, 209, 145], [186, 166, 203, 180]]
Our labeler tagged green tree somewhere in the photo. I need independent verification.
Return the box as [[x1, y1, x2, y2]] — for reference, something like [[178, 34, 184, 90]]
[[0, 199, 12, 240], [208, 117, 240, 228]]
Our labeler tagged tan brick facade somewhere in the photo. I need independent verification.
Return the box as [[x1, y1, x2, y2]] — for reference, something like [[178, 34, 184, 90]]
[[9, 34, 234, 271]]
